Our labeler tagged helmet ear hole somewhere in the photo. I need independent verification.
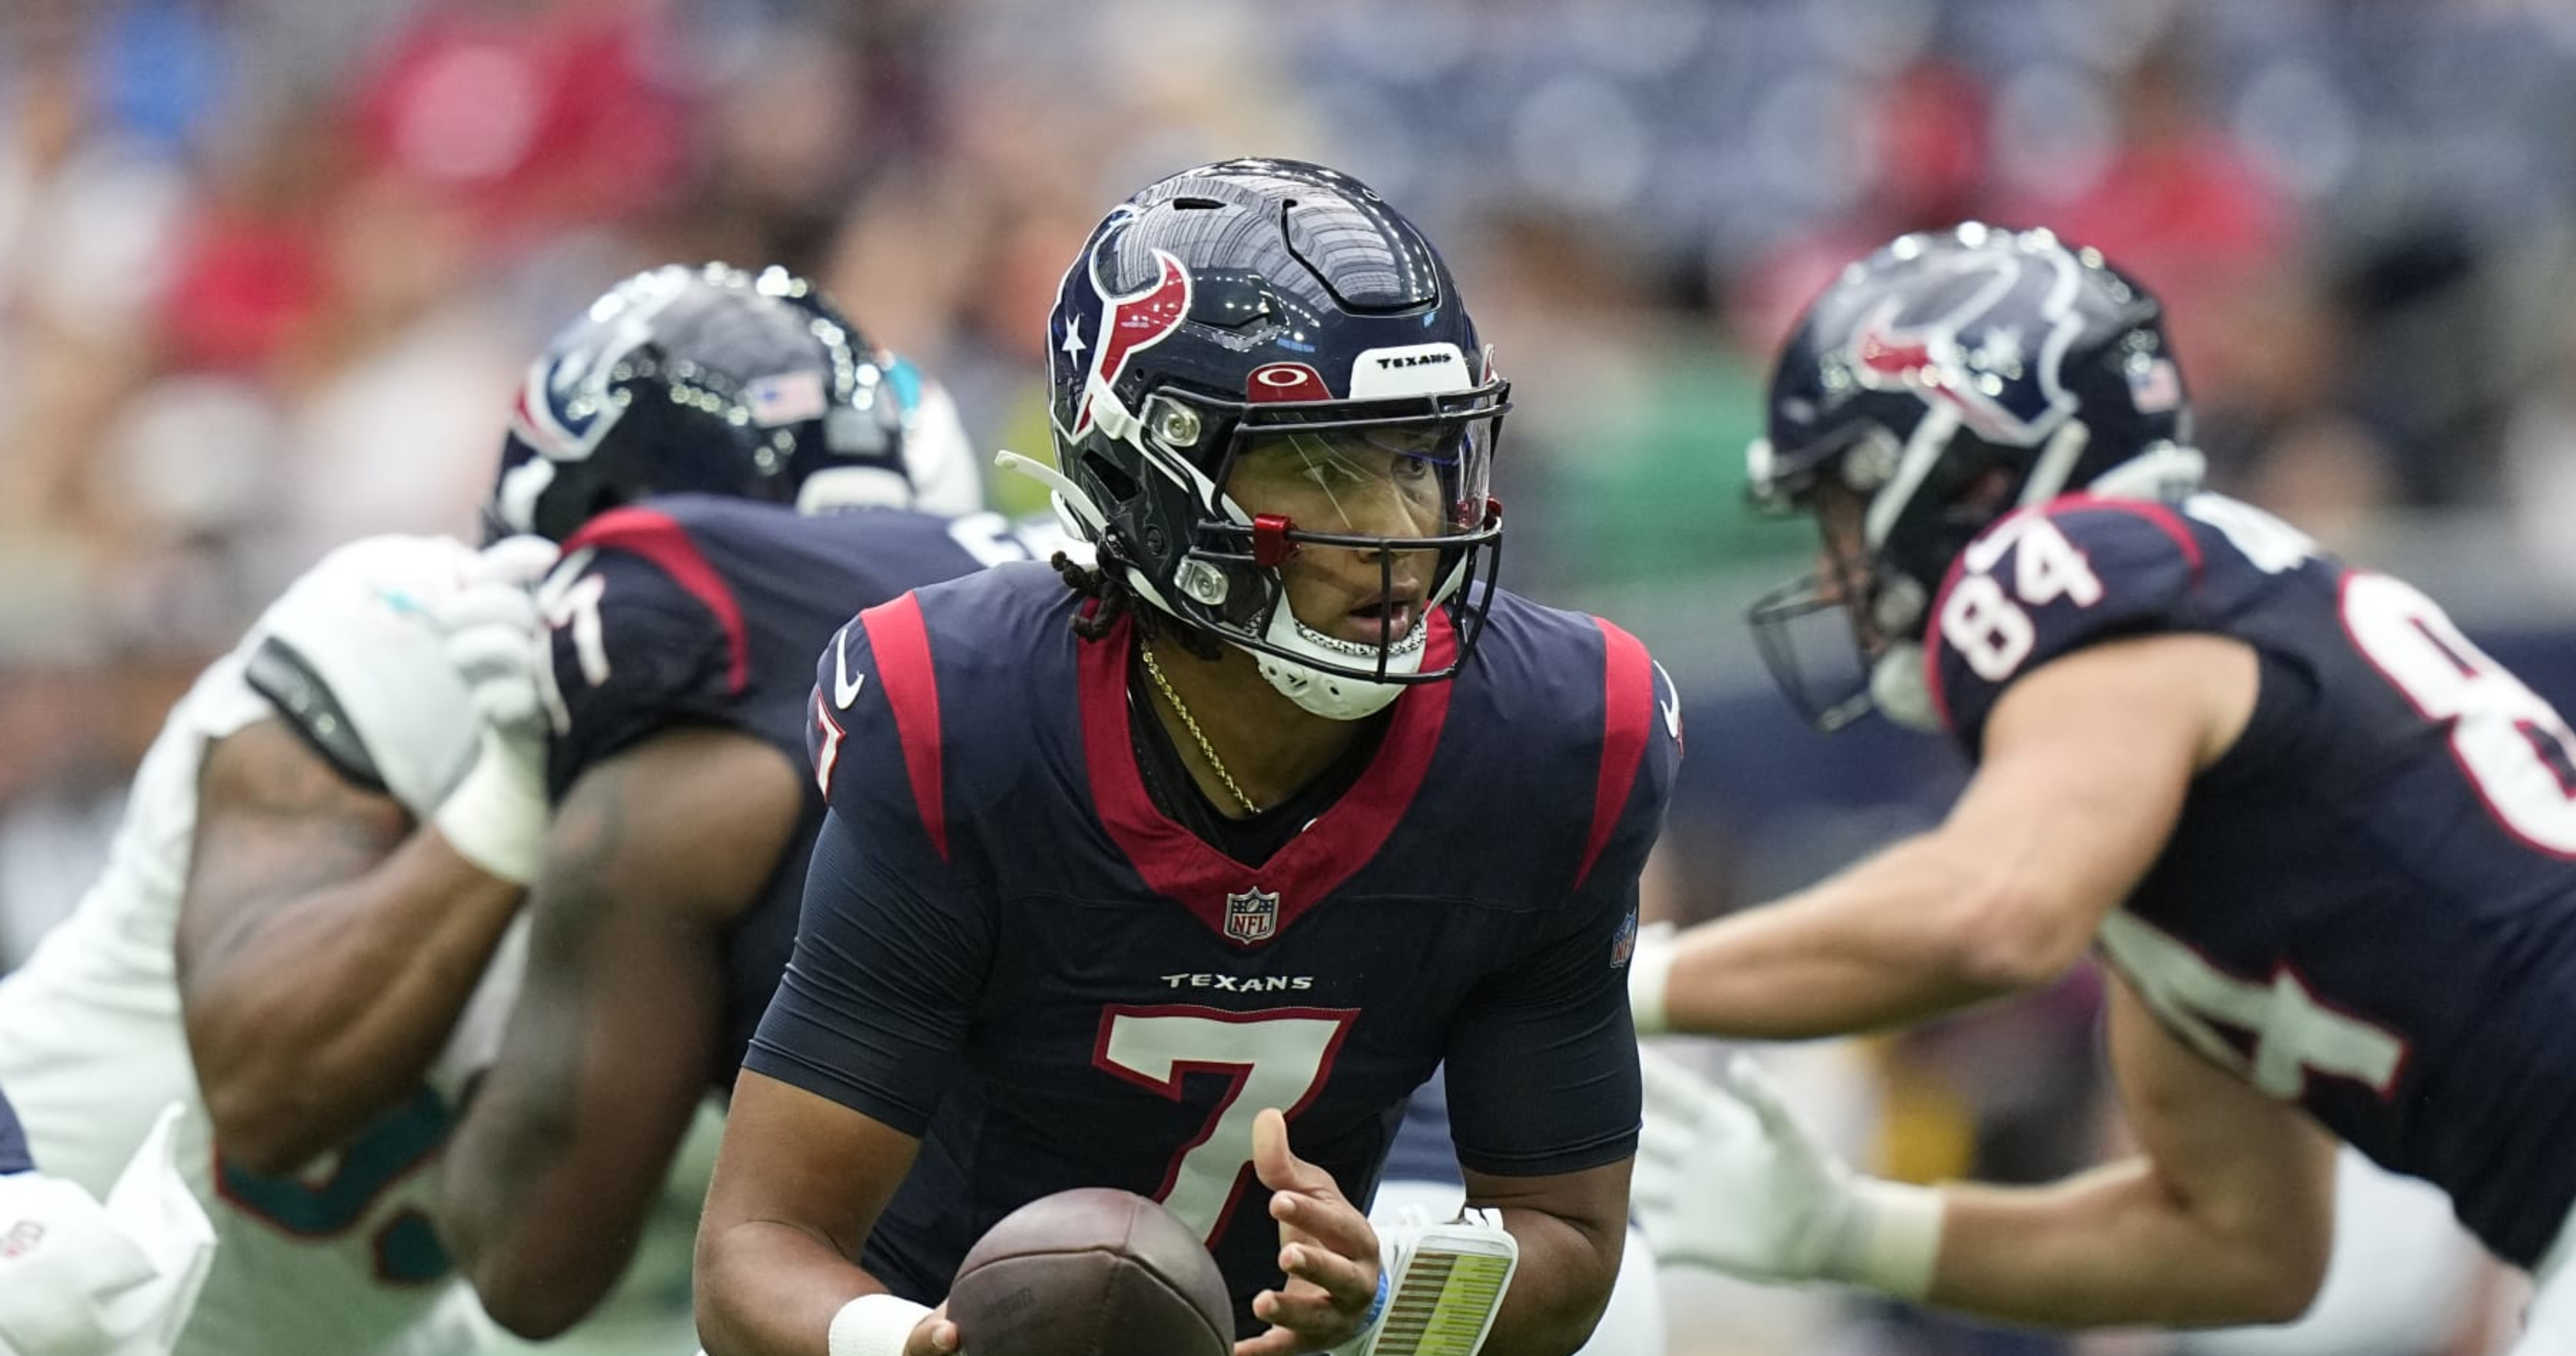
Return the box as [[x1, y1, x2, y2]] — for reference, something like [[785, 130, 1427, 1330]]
[[1083, 451, 1142, 505]]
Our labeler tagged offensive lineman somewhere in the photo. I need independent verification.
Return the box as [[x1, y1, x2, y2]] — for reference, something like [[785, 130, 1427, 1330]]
[[0, 262, 982, 1355]]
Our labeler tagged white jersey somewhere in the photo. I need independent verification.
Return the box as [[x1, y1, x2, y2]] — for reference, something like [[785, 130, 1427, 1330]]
[[0, 536, 680, 1356]]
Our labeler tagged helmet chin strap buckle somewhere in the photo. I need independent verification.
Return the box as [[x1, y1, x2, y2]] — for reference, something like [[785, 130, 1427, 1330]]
[[1251, 515, 1300, 568]]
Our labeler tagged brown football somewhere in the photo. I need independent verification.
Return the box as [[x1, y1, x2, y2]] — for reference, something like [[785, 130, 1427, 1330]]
[[945, 1188, 1234, 1356]]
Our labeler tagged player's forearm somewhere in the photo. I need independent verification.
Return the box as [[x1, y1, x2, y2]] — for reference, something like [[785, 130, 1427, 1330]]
[[1483, 1205, 1624, 1356], [184, 830, 522, 1173], [1659, 834, 2075, 1039], [442, 1037, 710, 1336], [1926, 1159, 2325, 1328], [443, 1092, 652, 1336], [696, 1220, 890, 1356]]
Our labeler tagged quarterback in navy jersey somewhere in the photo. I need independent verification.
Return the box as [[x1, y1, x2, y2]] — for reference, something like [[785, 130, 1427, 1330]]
[[1625, 224, 2576, 1351], [698, 160, 1679, 1356]]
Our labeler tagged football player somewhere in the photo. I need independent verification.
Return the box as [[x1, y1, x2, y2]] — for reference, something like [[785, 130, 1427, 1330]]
[[1622, 224, 2576, 1351], [694, 159, 1682, 1356], [0, 261, 984, 1356], [427, 294, 1058, 1335]]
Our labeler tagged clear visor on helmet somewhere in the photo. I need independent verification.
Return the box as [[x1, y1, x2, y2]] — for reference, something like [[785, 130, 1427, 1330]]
[[1226, 413, 1493, 542], [1165, 386, 1507, 687]]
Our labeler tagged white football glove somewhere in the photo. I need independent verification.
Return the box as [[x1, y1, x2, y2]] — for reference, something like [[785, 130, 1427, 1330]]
[[0, 1102, 215, 1356], [428, 535, 559, 883], [1632, 1045, 1944, 1300]]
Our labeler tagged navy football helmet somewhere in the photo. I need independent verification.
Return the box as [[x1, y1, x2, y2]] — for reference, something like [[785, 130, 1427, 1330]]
[[485, 262, 981, 544], [1005, 158, 1508, 721], [1748, 223, 2207, 731]]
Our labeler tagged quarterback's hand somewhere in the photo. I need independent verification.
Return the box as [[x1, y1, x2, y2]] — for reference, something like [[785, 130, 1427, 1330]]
[[428, 534, 559, 883], [1634, 1045, 1941, 1298], [1239, 1108, 1380, 1356]]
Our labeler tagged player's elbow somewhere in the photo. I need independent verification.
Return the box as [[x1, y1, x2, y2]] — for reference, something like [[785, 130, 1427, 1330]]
[[467, 1254, 616, 1340], [449, 1192, 628, 1339], [2219, 1243, 2326, 1326], [197, 1063, 336, 1176], [2161, 1174, 2329, 1326], [2221, 1214, 2329, 1325], [1513, 1214, 1628, 1355], [1944, 881, 2093, 997]]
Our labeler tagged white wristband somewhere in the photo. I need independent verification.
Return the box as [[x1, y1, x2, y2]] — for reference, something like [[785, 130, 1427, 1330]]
[[1831, 1178, 1946, 1302], [1626, 922, 1677, 1036], [827, 1293, 933, 1356], [431, 734, 548, 884]]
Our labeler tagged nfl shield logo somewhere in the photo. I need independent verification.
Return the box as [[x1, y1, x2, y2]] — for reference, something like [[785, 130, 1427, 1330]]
[[1609, 909, 1639, 969], [1224, 888, 1281, 945]]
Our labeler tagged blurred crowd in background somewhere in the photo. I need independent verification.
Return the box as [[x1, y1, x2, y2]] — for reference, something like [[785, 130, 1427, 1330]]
[[4, 0, 2574, 1352]]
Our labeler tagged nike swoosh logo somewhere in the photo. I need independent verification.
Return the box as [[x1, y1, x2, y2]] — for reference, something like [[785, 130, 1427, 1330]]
[[832, 629, 867, 710], [1652, 661, 1682, 742]]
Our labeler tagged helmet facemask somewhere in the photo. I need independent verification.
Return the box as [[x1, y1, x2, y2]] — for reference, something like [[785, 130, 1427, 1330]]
[[1748, 405, 2040, 734], [1131, 378, 1506, 720], [1748, 422, 1933, 734]]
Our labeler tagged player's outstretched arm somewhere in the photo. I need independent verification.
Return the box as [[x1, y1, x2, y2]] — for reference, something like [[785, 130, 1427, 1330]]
[[439, 725, 803, 1338], [1638, 1001, 2334, 1330], [696, 1070, 954, 1356], [1924, 971, 2337, 1326], [1636, 634, 2255, 1041], [176, 718, 521, 1175]]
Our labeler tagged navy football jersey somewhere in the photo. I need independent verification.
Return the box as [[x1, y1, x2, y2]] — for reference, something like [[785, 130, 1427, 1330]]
[[749, 568, 1679, 1333], [1931, 492, 2576, 1267], [540, 496, 1034, 1082]]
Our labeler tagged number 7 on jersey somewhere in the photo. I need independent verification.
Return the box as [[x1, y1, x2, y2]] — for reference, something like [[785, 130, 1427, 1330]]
[[1093, 1006, 1356, 1242]]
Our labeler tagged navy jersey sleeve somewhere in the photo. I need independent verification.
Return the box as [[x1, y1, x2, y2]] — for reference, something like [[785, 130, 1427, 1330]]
[[742, 604, 994, 1134], [1443, 631, 1681, 1177], [0, 1083, 31, 1174], [1931, 500, 2202, 753], [540, 525, 741, 803]]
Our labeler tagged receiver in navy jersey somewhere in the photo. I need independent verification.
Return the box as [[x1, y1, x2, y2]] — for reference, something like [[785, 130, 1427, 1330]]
[[698, 159, 1679, 1356], [435, 494, 1047, 1336], [1628, 224, 2576, 1351]]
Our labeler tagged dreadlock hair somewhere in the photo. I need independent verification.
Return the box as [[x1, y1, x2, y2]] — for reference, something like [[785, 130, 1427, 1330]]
[[1051, 543, 1224, 658]]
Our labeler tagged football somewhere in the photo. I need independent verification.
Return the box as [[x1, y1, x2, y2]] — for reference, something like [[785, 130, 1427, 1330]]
[[945, 1188, 1233, 1356]]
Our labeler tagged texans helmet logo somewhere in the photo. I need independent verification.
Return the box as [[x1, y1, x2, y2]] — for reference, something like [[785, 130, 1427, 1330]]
[[506, 274, 685, 463], [1071, 246, 1193, 437], [1845, 241, 2086, 447], [508, 351, 618, 462]]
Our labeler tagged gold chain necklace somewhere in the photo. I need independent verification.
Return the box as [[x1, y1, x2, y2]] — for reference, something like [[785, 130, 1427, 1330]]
[[1138, 641, 1262, 816]]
